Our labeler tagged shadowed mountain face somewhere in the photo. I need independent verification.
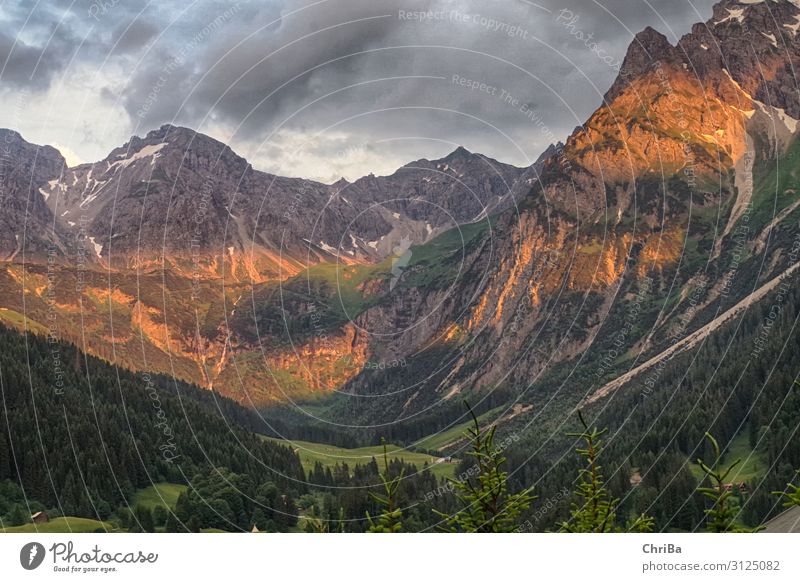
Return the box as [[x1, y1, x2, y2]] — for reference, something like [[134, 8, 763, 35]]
[[2, 0, 800, 429], [0, 129, 65, 259]]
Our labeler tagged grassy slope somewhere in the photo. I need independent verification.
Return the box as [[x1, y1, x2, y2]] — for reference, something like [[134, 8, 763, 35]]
[[1, 517, 116, 533], [689, 431, 767, 484], [301, 260, 392, 317], [1, 484, 187, 533], [133, 483, 187, 510], [0, 307, 50, 335], [403, 217, 494, 288], [414, 406, 506, 452], [748, 135, 800, 234], [262, 437, 456, 479]]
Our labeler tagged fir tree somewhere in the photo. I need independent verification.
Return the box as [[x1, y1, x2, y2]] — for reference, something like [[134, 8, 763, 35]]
[[772, 469, 800, 509], [436, 403, 535, 532], [696, 433, 762, 533], [366, 441, 404, 533], [117, 507, 133, 530], [560, 411, 652, 533], [152, 505, 168, 529], [132, 505, 155, 533], [250, 508, 267, 531], [164, 511, 182, 532], [8, 503, 27, 526]]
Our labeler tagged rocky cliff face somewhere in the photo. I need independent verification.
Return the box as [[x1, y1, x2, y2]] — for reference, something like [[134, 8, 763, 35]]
[[3, 0, 800, 419], [320, 0, 800, 423], [0, 123, 527, 401], [0, 129, 66, 259]]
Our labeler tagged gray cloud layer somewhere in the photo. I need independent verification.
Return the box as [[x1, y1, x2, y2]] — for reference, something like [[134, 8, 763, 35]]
[[0, 0, 718, 180]]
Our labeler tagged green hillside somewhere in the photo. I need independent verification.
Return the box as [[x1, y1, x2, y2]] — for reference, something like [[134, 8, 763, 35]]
[[1, 517, 116, 533], [263, 437, 456, 479]]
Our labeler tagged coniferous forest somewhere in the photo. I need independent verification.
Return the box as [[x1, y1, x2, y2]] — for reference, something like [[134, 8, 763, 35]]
[[2, 263, 799, 534]]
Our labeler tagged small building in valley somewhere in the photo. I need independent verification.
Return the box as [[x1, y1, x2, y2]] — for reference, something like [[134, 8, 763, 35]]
[[31, 511, 49, 524]]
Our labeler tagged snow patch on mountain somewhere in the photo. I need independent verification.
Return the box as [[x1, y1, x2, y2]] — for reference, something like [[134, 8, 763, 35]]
[[714, 8, 745, 25], [109, 143, 168, 172], [318, 240, 337, 254], [88, 236, 103, 258], [786, 15, 800, 34]]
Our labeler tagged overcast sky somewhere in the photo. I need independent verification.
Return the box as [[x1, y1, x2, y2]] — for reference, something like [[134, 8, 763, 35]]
[[0, 0, 718, 182]]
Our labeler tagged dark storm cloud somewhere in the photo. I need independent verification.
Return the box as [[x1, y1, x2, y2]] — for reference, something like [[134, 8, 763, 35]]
[[109, 19, 160, 55], [121, 0, 431, 130], [0, 0, 720, 175], [114, 0, 719, 169], [0, 18, 81, 90]]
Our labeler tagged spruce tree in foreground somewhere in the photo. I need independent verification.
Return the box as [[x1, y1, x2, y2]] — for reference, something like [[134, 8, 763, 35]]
[[560, 411, 653, 533], [773, 469, 800, 509], [303, 506, 346, 533], [436, 404, 535, 532], [696, 432, 762, 533], [366, 441, 404, 533], [303, 507, 329, 533], [770, 385, 800, 511]]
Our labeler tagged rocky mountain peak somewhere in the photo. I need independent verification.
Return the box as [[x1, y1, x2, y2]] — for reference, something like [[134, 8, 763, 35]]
[[706, 0, 800, 44], [442, 145, 473, 161], [604, 26, 678, 103], [697, 0, 800, 115], [0, 128, 64, 161], [594, 0, 800, 124], [534, 142, 564, 165], [0, 127, 23, 142], [110, 124, 242, 165]]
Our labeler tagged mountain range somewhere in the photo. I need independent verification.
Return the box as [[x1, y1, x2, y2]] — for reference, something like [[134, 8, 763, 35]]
[[2, 0, 800, 443]]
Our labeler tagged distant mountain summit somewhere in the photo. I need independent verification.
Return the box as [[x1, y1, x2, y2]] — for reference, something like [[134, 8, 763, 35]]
[[3, 124, 530, 278]]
